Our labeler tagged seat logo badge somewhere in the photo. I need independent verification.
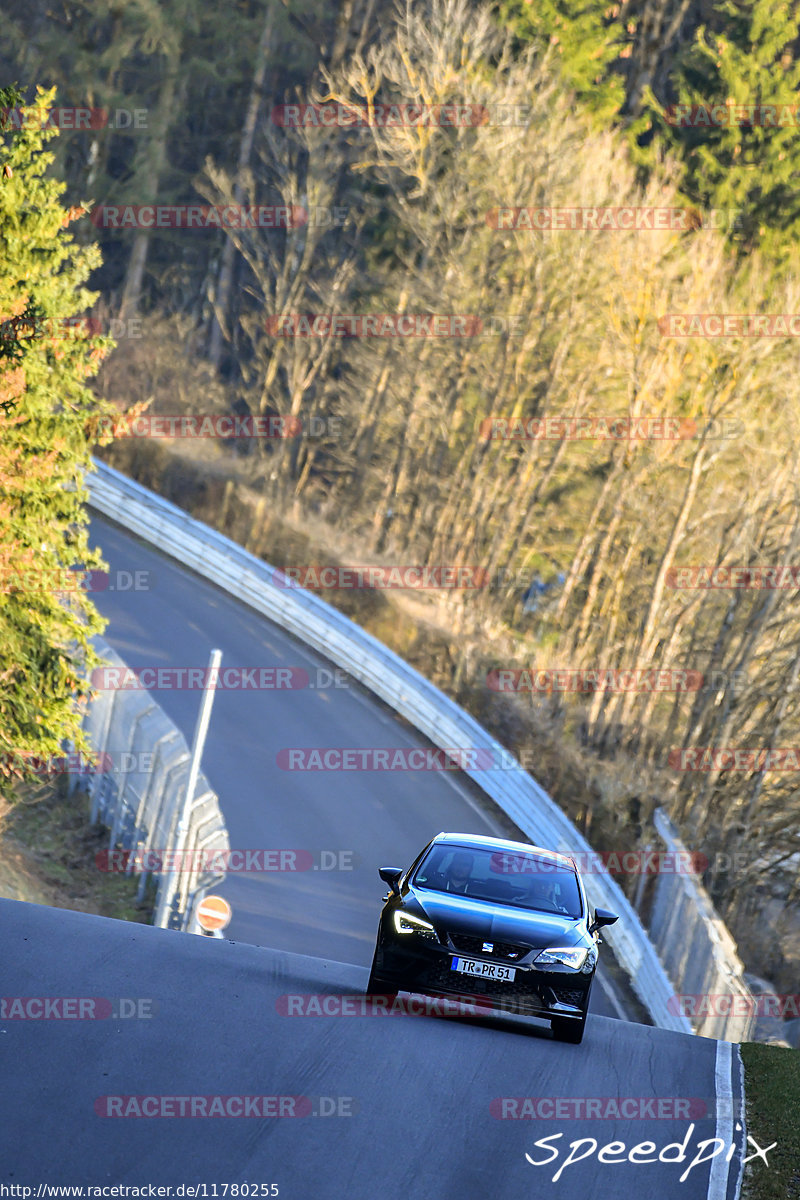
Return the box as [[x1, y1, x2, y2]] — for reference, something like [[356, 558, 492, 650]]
[[482, 942, 493, 953]]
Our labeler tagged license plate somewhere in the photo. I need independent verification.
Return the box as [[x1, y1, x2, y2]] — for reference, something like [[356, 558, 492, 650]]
[[450, 956, 515, 982]]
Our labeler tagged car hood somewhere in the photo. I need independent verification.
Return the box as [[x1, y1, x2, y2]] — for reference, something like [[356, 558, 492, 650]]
[[408, 887, 587, 949]]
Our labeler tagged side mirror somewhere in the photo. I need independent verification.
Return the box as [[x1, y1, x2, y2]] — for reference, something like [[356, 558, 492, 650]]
[[379, 866, 403, 895], [589, 908, 619, 936]]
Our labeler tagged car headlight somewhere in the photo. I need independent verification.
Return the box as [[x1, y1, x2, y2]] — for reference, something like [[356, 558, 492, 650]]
[[581, 948, 598, 974], [534, 947, 590, 970], [393, 910, 436, 937]]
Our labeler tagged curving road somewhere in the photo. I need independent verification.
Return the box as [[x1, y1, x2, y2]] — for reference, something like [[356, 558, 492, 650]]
[[0, 899, 744, 1199], [88, 515, 627, 1019], [0, 510, 747, 1200]]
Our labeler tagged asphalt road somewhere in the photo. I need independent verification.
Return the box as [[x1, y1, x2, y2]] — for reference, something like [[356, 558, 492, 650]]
[[87, 516, 632, 1020], [0, 899, 744, 1199]]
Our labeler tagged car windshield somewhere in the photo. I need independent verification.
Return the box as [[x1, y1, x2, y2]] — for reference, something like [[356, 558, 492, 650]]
[[413, 844, 582, 918]]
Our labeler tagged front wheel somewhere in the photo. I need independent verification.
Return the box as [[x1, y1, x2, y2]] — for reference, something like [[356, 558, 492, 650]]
[[550, 1013, 586, 1043], [366, 970, 398, 997], [366, 944, 398, 996]]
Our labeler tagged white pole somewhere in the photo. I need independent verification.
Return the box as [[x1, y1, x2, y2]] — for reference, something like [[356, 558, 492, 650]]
[[157, 649, 222, 928]]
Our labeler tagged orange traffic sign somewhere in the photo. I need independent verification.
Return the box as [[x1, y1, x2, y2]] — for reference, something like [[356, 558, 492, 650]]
[[196, 894, 232, 931]]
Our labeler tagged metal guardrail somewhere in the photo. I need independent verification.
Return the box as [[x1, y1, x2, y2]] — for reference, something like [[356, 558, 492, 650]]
[[649, 809, 755, 1041], [87, 458, 695, 1031], [75, 635, 230, 930]]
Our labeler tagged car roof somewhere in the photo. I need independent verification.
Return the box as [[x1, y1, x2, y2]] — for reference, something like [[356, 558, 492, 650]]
[[430, 831, 577, 873]]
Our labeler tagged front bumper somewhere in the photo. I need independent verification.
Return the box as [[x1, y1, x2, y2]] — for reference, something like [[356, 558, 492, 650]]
[[376, 934, 592, 1020]]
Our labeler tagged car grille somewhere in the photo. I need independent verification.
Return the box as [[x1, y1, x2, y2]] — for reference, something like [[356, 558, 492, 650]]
[[420, 964, 546, 1014], [413, 963, 591, 1018], [449, 934, 530, 961], [552, 987, 586, 1008]]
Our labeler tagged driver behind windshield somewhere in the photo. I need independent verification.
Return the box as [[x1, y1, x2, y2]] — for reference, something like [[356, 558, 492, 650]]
[[444, 850, 474, 894], [512, 874, 556, 910]]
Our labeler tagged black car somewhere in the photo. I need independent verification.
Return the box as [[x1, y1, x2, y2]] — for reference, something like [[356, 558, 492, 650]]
[[366, 831, 618, 1043]]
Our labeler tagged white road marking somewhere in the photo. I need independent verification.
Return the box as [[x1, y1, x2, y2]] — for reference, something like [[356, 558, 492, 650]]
[[709, 1038, 744, 1199]]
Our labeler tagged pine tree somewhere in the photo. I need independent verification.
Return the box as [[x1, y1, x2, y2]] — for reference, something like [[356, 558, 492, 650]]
[[656, 0, 800, 264], [0, 84, 114, 797], [498, 0, 627, 123]]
